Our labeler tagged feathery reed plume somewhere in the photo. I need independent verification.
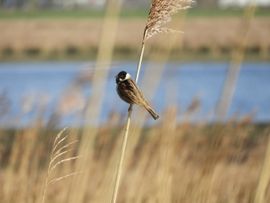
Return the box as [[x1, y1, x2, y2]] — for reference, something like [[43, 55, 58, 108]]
[[136, 0, 194, 82], [112, 1, 193, 203], [144, 0, 193, 41], [41, 128, 80, 203]]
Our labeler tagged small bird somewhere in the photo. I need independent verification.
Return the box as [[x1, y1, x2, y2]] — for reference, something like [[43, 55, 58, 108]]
[[115, 71, 159, 120]]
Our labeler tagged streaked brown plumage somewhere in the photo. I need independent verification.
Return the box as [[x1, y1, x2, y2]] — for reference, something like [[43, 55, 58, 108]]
[[116, 71, 159, 120]]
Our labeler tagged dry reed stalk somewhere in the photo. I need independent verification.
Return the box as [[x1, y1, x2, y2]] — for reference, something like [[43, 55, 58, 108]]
[[90, 127, 127, 202], [254, 133, 270, 203], [215, 4, 257, 120], [3, 130, 22, 203], [112, 1, 193, 203], [3, 124, 40, 203], [157, 107, 177, 202], [17, 128, 39, 203], [66, 0, 124, 203]]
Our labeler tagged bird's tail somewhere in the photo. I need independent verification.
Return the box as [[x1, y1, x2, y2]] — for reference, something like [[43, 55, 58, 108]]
[[143, 104, 159, 120]]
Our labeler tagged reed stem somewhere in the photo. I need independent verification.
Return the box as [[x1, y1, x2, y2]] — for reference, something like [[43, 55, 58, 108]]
[[111, 41, 146, 203], [215, 4, 256, 120], [135, 42, 146, 83], [254, 133, 270, 203], [111, 107, 132, 203]]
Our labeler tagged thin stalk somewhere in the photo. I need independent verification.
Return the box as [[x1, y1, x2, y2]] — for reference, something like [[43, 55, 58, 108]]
[[111, 108, 132, 203], [215, 4, 256, 120], [111, 41, 146, 203], [135, 41, 146, 83], [69, 0, 123, 202], [254, 133, 270, 203]]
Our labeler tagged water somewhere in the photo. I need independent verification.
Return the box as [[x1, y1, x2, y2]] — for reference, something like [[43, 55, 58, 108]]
[[0, 61, 269, 127]]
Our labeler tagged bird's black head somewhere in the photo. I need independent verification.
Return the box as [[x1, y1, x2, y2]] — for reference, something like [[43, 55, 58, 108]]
[[116, 71, 130, 84]]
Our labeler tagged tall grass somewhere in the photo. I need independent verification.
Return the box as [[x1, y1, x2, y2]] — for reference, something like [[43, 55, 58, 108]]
[[1, 1, 270, 203], [1, 116, 269, 202]]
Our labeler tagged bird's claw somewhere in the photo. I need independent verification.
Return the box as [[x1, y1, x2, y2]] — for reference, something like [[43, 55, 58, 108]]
[[128, 105, 133, 112]]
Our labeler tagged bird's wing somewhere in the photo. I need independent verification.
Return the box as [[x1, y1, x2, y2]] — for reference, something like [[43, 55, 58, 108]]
[[128, 79, 150, 105]]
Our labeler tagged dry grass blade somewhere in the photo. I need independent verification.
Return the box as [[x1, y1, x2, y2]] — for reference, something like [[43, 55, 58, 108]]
[[52, 128, 67, 147], [48, 140, 79, 169], [53, 139, 79, 156], [48, 149, 73, 169], [144, 0, 194, 41], [41, 128, 80, 203], [49, 156, 81, 173], [48, 171, 84, 185], [52, 128, 69, 154]]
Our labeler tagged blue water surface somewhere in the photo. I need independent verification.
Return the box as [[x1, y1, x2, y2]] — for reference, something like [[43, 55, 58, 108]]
[[0, 61, 269, 127]]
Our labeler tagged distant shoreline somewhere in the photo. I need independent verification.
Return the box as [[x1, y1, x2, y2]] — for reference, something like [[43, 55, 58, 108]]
[[0, 17, 269, 61], [0, 8, 270, 19]]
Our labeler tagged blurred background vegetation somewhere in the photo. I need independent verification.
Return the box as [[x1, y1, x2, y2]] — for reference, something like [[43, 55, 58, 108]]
[[0, 0, 270, 203], [0, 0, 270, 61]]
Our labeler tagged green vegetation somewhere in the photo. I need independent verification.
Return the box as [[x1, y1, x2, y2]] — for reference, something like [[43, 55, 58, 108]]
[[0, 8, 269, 20]]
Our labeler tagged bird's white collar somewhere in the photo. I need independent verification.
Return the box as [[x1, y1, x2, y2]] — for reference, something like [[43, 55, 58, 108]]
[[120, 73, 131, 81]]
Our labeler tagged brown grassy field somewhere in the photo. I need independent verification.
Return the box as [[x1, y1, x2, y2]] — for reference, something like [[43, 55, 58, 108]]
[[0, 17, 270, 60], [0, 116, 270, 203]]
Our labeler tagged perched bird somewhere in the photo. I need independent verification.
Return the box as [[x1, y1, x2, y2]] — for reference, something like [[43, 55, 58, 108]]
[[115, 71, 159, 120]]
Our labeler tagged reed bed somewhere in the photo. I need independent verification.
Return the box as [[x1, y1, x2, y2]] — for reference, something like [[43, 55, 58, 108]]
[[0, 115, 269, 202], [1, 1, 269, 203]]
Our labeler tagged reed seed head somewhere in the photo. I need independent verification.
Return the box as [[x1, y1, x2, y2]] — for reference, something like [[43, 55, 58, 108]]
[[144, 0, 194, 41]]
